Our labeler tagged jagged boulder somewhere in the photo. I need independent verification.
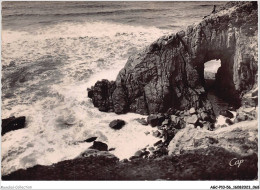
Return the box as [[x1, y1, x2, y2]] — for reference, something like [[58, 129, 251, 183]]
[[147, 114, 165, 127], [87, 79, 116, 112]]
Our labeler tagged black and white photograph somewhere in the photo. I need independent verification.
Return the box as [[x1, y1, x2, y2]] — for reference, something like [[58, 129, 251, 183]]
[[1, 0, 258, 187]]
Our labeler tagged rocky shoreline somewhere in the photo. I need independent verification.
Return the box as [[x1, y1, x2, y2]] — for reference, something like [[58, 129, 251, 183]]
[[2, 146, 258, 180], [87, 1, 257, 115], [2, 2, 258, 180], [2, 104, 258, 180]]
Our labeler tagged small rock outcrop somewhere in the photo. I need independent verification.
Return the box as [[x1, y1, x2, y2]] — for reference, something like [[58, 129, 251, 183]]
[[83, 137, 97, 143], [78, 149, 118, 162], [88, 2, 257, 116], [219, 110, 234, 118], [147, 114, 165, 127], [2, 116, 26, 136], [109, 119, 126, 130], [89, 141, 108, 151]]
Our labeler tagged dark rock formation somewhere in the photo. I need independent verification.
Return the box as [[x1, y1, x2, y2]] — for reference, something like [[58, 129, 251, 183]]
[[161, 119, 170, 126], [152, 130, 161, 138], [83, 137, 97, 143], [154, 140, 163, 146], [199, 111, 210, 121], [87, 80, 116, 112], [132, 149, 150, 159], [147, 114, 165, 127], [109, 119, 126, 130], [219, 110, 234, 118], [170, 115, 181, 127], [108, 148, 116, 151], [88, 2, 257, 116], [234, 113, 248, 123], [225, 118, 234, 125], [134, 150, 144, 157], [2, 116, 26, 136], [89, 141, 108, 151]]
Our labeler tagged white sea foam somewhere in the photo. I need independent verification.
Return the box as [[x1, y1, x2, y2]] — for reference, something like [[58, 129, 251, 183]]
[[2, 21, 170, 175], [215, 111, 237, 126]]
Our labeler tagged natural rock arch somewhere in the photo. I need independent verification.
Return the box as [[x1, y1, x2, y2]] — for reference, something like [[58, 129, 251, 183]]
[[88, 2, 258, 115]]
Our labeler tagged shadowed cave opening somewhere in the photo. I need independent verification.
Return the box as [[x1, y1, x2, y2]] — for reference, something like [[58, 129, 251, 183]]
[[203, 59, 231, 116]]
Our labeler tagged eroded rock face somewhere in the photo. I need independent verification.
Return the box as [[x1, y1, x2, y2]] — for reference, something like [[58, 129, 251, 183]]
[[168, 119, 258, 156], [88, 2, 257, 115], [87, 79, 116, 112]]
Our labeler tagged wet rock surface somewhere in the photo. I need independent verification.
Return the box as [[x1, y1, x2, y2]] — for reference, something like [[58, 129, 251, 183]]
[[2, 116, 26, 136], [87, 79, 116, 113], [147, 114, 165, 127], [89, 141, 108, 151], [83, 137, 97, 143], [225, 118, 234, 125], [109, 119, 126, 130]]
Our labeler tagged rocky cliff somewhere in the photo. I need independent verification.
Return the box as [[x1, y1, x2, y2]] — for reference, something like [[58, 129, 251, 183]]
[[88, 2, 258, 115]]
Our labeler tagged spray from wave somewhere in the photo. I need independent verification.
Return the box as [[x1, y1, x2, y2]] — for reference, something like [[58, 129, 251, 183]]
[[2, 21, 172, 175]]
